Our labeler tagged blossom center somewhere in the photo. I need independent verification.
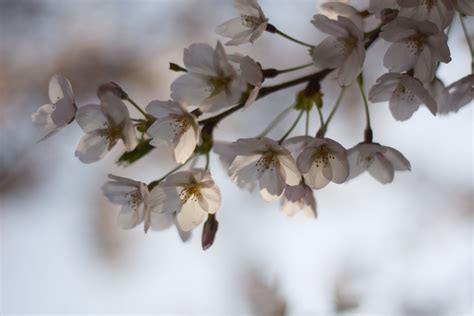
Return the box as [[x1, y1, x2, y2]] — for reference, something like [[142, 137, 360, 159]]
[[312, 145, 335, 168], [208, 76, 231, 96], [179, 183, 202, 202], [337, 36, 357, 56], [129, 191, 143, 211], [421, 0, 436, 12], [406, 34, 427, 56], [103, 124, 123, 148], [240, 14, 262, 28], [393, 83, 415, 101], [169, 113, 192, 136], [256, 151, 277, 172]]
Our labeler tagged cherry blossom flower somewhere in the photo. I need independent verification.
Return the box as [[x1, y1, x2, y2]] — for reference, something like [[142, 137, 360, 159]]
[[170, 42, 246, 113], [146, 100, 199, 164], [101, 174, 178, 234], [311, 14, 365, 86], [228, 137, 301, 201], [215, 0, 268, 46], [451, 0, 474, 15], [75, 93, 137, 163], [281, 182, 317, 218], [347, 143, 411, 183], [447, 74, 474, 113], [397, 0, 454, 29], [32, 74, 76, 140], [381, 17, 451, 83], [152, 169, 221, 232], [296, 137, 349, 190], [368, 73, 437, 121]]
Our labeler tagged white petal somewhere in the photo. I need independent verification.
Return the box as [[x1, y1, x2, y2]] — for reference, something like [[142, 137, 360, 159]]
[[146, 100, 184, 118], [122, 120, 138, 152], [337, 48, 362, 86], [176, 200, 207, 231], [368, 153, 394, 183], [240, 56, 262, 86], [48, 74, 73, 103], [229, 154, 260, 183], [75, 131, 109, 163], [384, 42, 417, 73], [50, 97, 75, 127], [118, 204, 143, 229], [312, 36, 347, 69], [347, 146, 367, 180], [278, 154, 301, 186], [75, 104, 108, 133], [259, 167, 285, 201], [311, 14, 348, 37], [198, 186, 221, 214], [32, 103, 56, 132], [328, 152, 349, 183], [303, 164, 331, 190], [383, 146, 411, 171], [102, 181, 137, 205], [413, 47, 435, 82], [183, 43, 217, 76], [170, 74, 210, 106], [101, 94, 130, 125], [216, 17, 248, 38], [174, 126, 197, 164], [296, 147, 316, 174], [400, 75, 437, 115]]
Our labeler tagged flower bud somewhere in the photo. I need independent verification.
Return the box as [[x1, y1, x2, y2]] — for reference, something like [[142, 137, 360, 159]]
[[97, 82, 128, 100], [380, 8, 398, 25], [201, 214, 218, 250]]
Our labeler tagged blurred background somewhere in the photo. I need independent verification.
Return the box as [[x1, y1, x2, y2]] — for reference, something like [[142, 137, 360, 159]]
[[0, 0, 472, 315]]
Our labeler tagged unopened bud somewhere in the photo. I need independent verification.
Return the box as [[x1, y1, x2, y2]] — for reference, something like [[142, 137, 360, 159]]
[[201, 214, 218, 250], [97, 82, 128, 100], [380, 8, 398, 25]]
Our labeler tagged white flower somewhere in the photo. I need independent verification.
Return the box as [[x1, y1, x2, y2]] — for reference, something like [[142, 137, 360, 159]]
[[425, 78, 449, 114], [75, 93, 138, 163], [240, 56, 263, 107], [228, 137, 301, 201], [281, 182, 317, 218], [397, 0, 454, 29], [170, 42, 246, 113], [452, 0, 474, 15], [320, 2, 364, 30], [146, 100, 200, 164], [311, 14, 365, 86], [296, 137, 349, 190], [347, 143, 411, 183], [32, 74, 76, 140], [381, 17, 451, 82], [447, 74, 474, 113], [101, 174, 179, 234], [368, 73, 437, 121], [369, 0, 399, 18], [152, 169, 221, 232], [215, 0, 268, 46]]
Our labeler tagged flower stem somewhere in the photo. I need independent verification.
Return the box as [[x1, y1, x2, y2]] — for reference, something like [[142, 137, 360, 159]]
[[315, 105, 325, 137], [148, 156, 193, 190], [258, 104, 294, 137], [266, 23, 315, 48], [357, 75, 371, 130], [204, 151, 210, 171], [305, 109, 310, 136], [264, 63, 314, 78], [323, 87, 346, 131], [278, 110, 304, 144], [459, 14, 474, 73], [126, 97, 148, 118]]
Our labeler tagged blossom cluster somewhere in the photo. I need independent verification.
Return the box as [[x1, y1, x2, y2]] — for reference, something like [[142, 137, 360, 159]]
[[32, 0, 473, 250]]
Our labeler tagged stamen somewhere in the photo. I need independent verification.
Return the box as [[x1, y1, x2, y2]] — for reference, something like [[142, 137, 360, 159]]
[[256, 151, 277, 172], [168, 114, 192, 137], [240, 14, 262, 28], [312, 145, 335, 168], [179, 183, 202, 203]]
